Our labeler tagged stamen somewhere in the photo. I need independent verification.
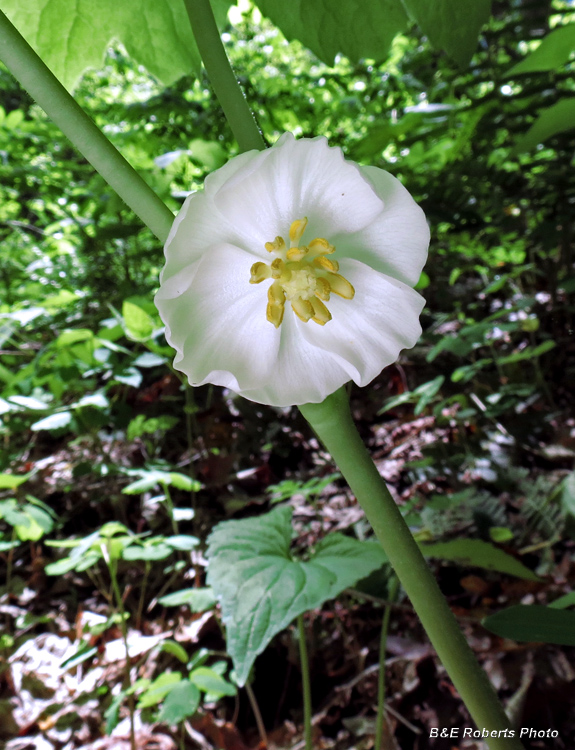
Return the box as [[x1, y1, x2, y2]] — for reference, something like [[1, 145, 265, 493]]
[[315, 277, 331, 300], [326, 272, 355, 299], [270, 258, 285, 278], [308, 237, 335, 255], [253, 217, 354, 327], [286, 246, 308, 261], [310, 297, 332, 325], [266, 282, 286, 328], [291, 297, 314, 322], [313, 256, 339, 273], [289, 217, 308, 245], [250, 262, 271, 284], [265, 236, 286, 253]]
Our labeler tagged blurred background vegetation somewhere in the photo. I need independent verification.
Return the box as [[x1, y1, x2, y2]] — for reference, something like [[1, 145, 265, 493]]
[[1, 1, 575, 748]]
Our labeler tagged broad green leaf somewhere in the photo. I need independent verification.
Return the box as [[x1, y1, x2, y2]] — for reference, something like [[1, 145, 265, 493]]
[[122, 542, 173, 561], [137, 671, 182, 709], [160, 640, 189, 664], [2, 0, 201, 91], [548, 591, 575, 610], [508, 23, 575, 76], [514, 99, 575, 152], [189, 667, 236, 697], [157, 680, 201, 724], [159, 587, 217, 611], [104, 691, 124, 735], [482, 605, 575, 646], [31, 411, 73, 432], [401, 0, 491, 67], [0, 473, 30, 490], [252, 0, 408, 66], [122, 470, 200, 494], [207, 506, 387, 685], [15, 504, 54, 541], [122, 300, 154, 342], [420, 539, 539, 580], [165, 534, 200, 551]]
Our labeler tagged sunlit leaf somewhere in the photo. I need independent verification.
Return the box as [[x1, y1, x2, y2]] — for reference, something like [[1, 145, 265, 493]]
[[401, 0, 491, 67], [508, 23, 575, 76], [2, 0, 201, 91], [514, 99, 575, 152], [159, 587, 217, 611], [31, 411, 73, 431], [252, 0, 408, 65]]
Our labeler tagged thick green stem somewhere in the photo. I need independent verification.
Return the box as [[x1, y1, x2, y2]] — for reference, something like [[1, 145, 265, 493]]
[[0, 9, 174, 243], [374, 576, 399, 750], [183, 0, 265, 153], [299, 389, 524, 750], [297, 614, 313, 750]]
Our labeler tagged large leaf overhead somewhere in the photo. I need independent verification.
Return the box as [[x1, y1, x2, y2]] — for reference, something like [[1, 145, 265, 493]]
[[2, 0, 203, 90], [207, 506, 388, 685], [401, 0, 492, 67], [252, 0, 409, 64]]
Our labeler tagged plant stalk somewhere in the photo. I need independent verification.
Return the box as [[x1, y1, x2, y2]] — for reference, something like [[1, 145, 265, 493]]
[[374, 576, 399, 750], [299, 388, 524, 750], [183, 0, 266, 153], [297, 614, 313, 750], [0, 9, 174, 243]]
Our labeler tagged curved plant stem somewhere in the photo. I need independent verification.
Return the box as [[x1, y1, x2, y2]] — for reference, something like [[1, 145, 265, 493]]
[[300, 388, 524, 750], [374, 576, 399, 750], [297, 614, 313, 750], [0, 9, 174, 243], [183, 0, 266, 153], [245, 682, 268, 749]]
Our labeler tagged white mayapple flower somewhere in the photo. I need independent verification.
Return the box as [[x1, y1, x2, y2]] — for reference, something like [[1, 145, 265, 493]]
[[155, 133, 429, 407]]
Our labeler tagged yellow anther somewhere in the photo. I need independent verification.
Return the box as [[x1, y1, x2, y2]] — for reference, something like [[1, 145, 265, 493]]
[[249, 262, 271, 284], [265, 236, 286, 253], [266, 282, 286, 328], [286, 246, 308, 261], [289, 217, 308, 245], [315, 277, 331, 300], [326, 272, 355, 300], [252, 217, 354, 327], [291, 297, 314, 322], [270, 258, 285, 278], [313, 256, 339, 273], [308, 237, 335, 255], [310, 297, 332, 325]]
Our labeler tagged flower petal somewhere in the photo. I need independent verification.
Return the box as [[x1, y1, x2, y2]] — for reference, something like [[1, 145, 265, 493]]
[[212, 134, 385, 250], [160, 244, 280, 391], [160, 150, 266, 283], [240, 312, 352, 407], [299, 258, 425, 387], [333, 166, 429, 287]]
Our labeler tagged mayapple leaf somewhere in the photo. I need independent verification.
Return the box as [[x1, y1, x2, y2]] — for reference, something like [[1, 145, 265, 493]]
[[482, 605, 575, 647], [252, 0, 408, 66], [401, 0, 492, 67], [507, 23, 575, 76], [2, 0, 203, 91], [420, 539, 539, 581], [207, 505, 387, 685], [513, 98, 575, 153]]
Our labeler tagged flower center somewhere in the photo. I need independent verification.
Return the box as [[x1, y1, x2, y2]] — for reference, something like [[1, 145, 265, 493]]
[[248, 217, 355, 328]]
